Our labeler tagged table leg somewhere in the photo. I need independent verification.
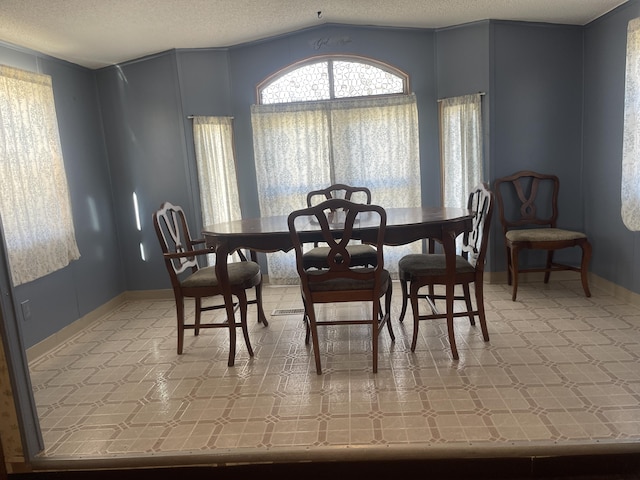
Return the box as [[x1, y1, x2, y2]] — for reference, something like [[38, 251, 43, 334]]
[[442, 228, 459, 360], [250, 250, 269, 326]]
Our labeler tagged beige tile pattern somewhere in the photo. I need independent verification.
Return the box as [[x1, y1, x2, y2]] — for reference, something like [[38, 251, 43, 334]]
[[28, 280, 640, 459]]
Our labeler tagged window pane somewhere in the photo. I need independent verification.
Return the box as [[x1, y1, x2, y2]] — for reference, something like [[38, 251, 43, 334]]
[[261, 62, 330, 104], [332, 61, 404, 98]]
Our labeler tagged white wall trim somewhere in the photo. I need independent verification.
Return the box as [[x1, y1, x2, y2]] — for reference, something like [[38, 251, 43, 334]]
[[25, 290, 173, 363]]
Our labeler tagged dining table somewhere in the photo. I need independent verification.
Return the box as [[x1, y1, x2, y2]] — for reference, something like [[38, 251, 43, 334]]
[[202, 206, 474, 366]]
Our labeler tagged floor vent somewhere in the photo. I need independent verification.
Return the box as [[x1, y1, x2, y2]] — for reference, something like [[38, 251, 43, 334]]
[[271, 308, 305, 316]]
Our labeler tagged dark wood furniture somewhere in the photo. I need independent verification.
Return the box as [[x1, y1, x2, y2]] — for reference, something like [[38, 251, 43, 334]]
[[494, 171, 592, 301], [202, 206, 473, 367], [397, 183, 493, 359], [288, 198, 394, 374], [152, 202, 267, 364], [303, 184, 377, 269]]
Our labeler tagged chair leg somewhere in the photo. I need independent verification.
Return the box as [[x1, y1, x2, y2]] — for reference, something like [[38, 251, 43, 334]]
[[254, 283, 269, 326], [194, 298, 202, 336], [302, 298, 311, 345], [385, 281, 395, 341], [226, 297, 237, 368], [176, 297, 185, 355], [510, 246, 520, 301], [474, 278, 490, 341], [544, 250, 554, 284], [447, 317, 458, 360], [372, 298, 380, 374], [306, 306, 322, 375], [399, 278, 408, 322], [446, 291, 459, 361], [462, 283, 475, 325], [580, 240, 593, 297], [237, 290, 254, 357], [410, 283, 421, 352], [505, 246, 512, 286]]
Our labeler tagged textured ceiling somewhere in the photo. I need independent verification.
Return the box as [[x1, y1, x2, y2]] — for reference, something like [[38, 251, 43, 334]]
[[0, 0, 629, 69]]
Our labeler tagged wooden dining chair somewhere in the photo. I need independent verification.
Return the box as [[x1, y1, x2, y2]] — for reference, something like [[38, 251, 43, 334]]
[[288, 198, 394, 374], [302, 184, 378, 269], [494, 171, 592, 301], [152, 202, 267, 365], [398, 183, 493, 359]]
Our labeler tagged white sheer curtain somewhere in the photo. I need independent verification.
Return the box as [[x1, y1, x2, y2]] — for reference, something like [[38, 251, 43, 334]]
[[440, 94, 484, 209], [622, 17, 640, 231], [251, 94, 421, 283], [0, 66, 80, 286], [193, 116, 242, 263]]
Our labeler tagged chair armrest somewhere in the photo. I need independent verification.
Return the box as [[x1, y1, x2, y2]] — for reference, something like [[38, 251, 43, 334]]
[[164, 247, 258, 263], [163, 248, 213, 260]]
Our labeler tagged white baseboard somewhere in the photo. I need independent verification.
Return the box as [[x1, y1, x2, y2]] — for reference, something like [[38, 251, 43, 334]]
[[485, 271, 640, 308], [484, 270, 583, 284], [25, 290, 174, 363]]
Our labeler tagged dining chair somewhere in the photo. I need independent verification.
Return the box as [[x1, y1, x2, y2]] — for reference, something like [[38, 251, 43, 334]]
[[302, 184, 378, 269], [152, 202, 267, 364], [397, 183, 493, 359], [288, 198, 394, 374], [494, 170, 592, 301]]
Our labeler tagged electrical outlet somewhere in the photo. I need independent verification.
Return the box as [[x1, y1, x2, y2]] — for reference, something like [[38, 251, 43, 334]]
[[20, 300, 31, 321]]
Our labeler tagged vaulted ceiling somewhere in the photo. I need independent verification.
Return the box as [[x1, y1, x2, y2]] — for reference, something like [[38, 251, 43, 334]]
[[0, 0, 628, 69]]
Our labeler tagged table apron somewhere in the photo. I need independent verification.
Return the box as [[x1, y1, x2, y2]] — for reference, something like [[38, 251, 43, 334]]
[[203, 218, 471, 254]]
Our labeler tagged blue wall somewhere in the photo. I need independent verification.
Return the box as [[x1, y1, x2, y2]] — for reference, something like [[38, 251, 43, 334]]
[[97, 25, 439, 286], [490, 21, 586, 270], [583, 1, 640, 294], [96, 54, 192, 291], [2, 2, 640, 349], [0, 44, 122, 348]]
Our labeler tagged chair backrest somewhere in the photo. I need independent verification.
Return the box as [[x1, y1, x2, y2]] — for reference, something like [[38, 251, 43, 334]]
[[152, 202, 200, 285], [306, 183, 372, 207], [288, 198, 386, 289], [494, 170, 559, 235], [461, 183, 494, 269]]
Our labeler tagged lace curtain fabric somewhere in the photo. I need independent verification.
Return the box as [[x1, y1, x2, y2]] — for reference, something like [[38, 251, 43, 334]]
[[622, 17, 640, 231], [193, 116, 242, 264], [251, 94, 422, 284], [440, 94, 484, 209], [0, 66, 80, 286]]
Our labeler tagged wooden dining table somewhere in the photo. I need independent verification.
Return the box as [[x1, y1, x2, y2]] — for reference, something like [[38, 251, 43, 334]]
[[202, 206, 473, 366]]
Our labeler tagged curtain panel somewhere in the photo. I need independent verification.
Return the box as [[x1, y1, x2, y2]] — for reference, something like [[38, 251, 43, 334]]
[[251, 94, 421, 283], [622, 17, 640, 231], [192, 116, 242, 264], [0, 66, 80, 285], [440, 93, 484, 210]]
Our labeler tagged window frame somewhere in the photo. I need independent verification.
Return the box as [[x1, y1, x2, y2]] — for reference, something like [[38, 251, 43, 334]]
[[255, 54, 410, 104]]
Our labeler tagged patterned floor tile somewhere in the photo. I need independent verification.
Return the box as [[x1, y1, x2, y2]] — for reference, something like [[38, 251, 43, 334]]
[[28, 280, 640, 459]]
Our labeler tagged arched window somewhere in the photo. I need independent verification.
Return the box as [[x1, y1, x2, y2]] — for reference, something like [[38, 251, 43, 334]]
[[257, 55, 409, 104], [251, 55, 420, 283]]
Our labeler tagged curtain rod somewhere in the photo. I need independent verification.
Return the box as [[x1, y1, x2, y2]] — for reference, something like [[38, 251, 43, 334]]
[[187, 115, 235, 119], [437, 92, 485, 102]]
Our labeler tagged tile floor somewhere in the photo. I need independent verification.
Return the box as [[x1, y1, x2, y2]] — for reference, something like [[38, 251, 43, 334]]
[[28, 279, 640, 462]]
